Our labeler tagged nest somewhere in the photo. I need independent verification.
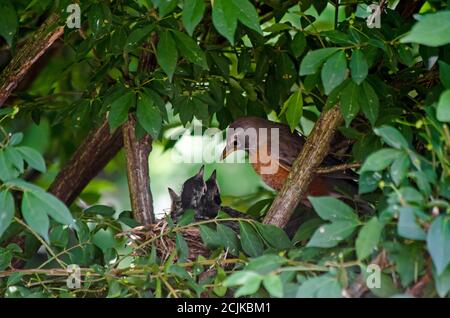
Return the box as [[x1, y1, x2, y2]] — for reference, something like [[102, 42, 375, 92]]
[[117, 218, 210, 262]]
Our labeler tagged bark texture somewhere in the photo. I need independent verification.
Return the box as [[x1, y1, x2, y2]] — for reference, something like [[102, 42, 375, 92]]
[[48, 119, 123, 205], [0, 13, 64, 107], [263, 106, 344, 228], [122, 116, 155, 225]]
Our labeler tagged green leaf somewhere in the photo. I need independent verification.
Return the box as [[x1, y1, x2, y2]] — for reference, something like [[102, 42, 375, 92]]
[[216, 224, 239, 255], [158, 0, 177, 17], [21, 192, 50, 242], [263, 275, 283, 298], [398, 207, 426, 241], [246, 255, 287, 275], [350, 50, 368, 85], [124, 24, 155, 52], [356, 217, 383, 260], [401, 11, 450, 47], [321, 50, 347, 95], [171, 30, 208, 69], [239, 221, 264, 257], [84, 205, 115, 217], [438, 61, 450, 89], [137, 91, 163, 139], [25, 190, 75, 228], [437, 90, 450, 122], [359, 81, 380, 126], [182, 0, 205, 36], [108, 91, 134, 130], [178, 96, 195, 125], [212, 0, 238, 44], [360, 148, 402, 172], [0, 190, 14, 238], [390, 153, 410, 186], [0, 0, 17, 46], [156, 30, 178, 81], [307, 221, 358, 248], [280, 90, 303, 132], [291, 32, 306, 58], [296, 274, 342, 298], [230, 0, 262, 35], [0, 150, 15, 181], [9, 133, 23, 146], [223, 270, 262, 296], [5, 147, 24, 174], [292, 218, 323, 244], [176, 233, 189, 262], [16, 146, 46, 172], [198, 225, 221, 249], [374, 125, 409, 149], [254, 223, 292, 250], [433, 266, 450, 298], [340, 81, 360, 126], [299, 48, 339, 76], [308, 196, 358, 223], [427, 216, 450, 275]]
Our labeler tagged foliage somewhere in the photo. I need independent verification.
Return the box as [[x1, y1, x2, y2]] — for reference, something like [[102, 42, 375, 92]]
[[0, 0, 449, 298]]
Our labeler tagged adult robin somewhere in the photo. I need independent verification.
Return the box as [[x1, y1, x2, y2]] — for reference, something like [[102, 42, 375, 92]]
[[220, 117, 357, 201]]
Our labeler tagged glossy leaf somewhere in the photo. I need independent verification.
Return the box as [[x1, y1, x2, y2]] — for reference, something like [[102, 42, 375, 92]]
[[239, 221, 264, 257], [108, 92, 134, 130], [16, 146, 46, 172], [280, 90, 303, 132], [156, 30, 178, 81], [356, 217, 383, 260], [137, 92, 163, 139], [340, 81, 360, 126], [374, 125, 409, 149], [350, 50, 368, 85], [171, 30, 208, 69], [0, 0, 17, 46], [0, 190, 14, 238], [427, 216, 450, 275], [401, 11, 450, 47], [321, 50, 347, 95], [299, 48, 340, 76], [22, 192, 50, 242], [437, 90, 450, 122], [360, 148, 402, 172], [182, 0, 205, 36]]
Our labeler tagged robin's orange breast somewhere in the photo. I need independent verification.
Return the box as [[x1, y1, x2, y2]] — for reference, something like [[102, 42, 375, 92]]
[[250, 154, 330, 197]]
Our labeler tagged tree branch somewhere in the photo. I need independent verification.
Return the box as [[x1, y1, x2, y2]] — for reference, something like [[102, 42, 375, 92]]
[[0, 13, 63, 107], [263, 106, 344, 228], [316, 162, 361, 174], [48, 119, 123, 205], [122, 116, 155, 225]]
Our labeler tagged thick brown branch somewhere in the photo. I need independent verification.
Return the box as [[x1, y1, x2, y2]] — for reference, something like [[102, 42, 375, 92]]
[[123, 116, 155, 225], [48, 119, 123, 205], [263, 106, 344, 228], [0, 13, 64, 107]]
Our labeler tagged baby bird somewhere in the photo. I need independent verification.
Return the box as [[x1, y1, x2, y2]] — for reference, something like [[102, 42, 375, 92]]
[[180, 165, 207, 211], [200, 170, 222, 218]]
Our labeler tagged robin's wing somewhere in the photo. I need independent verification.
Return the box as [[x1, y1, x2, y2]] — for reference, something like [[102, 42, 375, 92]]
[[274, 125, 357, 181]]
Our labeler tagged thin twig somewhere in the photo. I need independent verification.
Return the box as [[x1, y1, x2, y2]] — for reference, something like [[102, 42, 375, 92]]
[[316, 162, 361, 174], [14, 217, 67, 269]]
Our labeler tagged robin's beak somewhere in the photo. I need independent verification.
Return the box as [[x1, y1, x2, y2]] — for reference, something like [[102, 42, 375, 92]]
[[220, 145, 236, 161]]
